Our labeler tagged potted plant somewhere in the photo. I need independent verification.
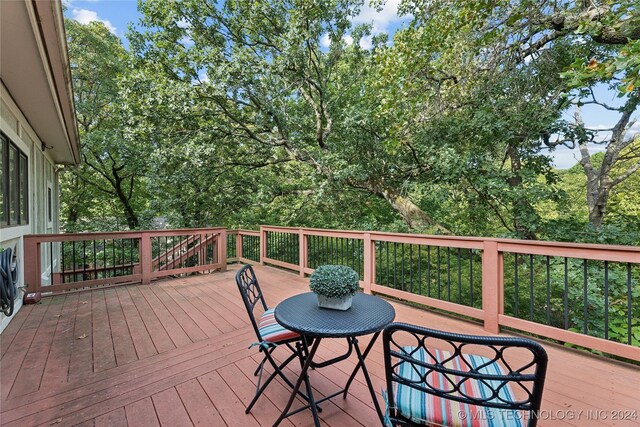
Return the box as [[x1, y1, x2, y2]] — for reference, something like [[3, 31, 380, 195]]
[[309, 265, 360, 310]]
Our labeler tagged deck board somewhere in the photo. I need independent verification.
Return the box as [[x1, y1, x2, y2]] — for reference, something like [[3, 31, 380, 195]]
[[1, 265, 638, 427]]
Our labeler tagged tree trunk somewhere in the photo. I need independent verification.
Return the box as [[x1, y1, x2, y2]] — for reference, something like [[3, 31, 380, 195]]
[[114, 179, 139, 230], [506, 143, 537, 240], [575, 95, 639, 229], [373, 183, 450, 233], [118, 194, 139, 230]]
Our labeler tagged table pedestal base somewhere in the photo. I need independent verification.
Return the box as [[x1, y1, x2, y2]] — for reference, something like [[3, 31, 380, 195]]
[[272, 332, 385, 427]]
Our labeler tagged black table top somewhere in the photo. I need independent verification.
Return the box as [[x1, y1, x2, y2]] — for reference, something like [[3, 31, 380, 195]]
[[274, 292, 396, 338]]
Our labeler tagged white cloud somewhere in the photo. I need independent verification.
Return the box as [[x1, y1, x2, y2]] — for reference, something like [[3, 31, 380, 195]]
[[352, 0, 403, 34], [320, 1, 407, 50], [176, 19, 191, 29], [179, 35, 194, 47], [71, 8, 116, 34], [627, 121, 640, 138], [197, 70, 209, 84], [320, 33, 331, 48], [548, 144, 608, 169], [359, 35, 373, 50]]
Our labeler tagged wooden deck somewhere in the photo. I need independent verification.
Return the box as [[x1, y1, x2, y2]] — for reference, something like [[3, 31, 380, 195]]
[[1, 265, 638, 427]]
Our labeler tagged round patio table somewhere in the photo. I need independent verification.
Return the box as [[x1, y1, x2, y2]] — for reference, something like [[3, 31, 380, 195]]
[[274, 292, 395, 427]]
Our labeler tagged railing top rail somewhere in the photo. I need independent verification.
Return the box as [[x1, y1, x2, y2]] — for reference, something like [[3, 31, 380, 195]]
[[256, 225, 640, 256], [235, 229, 260, 235], [24, 227, 227, 241]]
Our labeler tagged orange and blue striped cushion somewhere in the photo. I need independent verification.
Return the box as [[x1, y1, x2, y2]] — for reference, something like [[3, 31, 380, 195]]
[[258, 308, 300, 344], [395, 348, 524, 427]]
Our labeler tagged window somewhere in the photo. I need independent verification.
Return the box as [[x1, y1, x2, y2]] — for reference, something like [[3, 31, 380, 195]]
[[48, 187, 52, 223], [1, 133, 29, 227]]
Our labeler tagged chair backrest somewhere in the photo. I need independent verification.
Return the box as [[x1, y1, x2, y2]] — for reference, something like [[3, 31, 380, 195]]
[[235, 264, 269, 340], [383, 322, 548, 427]]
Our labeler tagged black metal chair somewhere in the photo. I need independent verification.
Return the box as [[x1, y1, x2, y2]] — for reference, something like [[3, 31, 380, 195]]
[[235, 264, 311, 413], [382, 322, 548, 427]]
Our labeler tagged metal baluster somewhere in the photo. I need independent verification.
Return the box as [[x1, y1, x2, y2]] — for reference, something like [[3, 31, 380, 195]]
[[72, 241, 76, 282], [437, 246, 441, 299], [113, 238, 118, 276], [564, 257, 569, 330], [121, 239, 125, 274], [49, 242, 54, 285], [604, 261, 609, 340], [401, 244, 405, 292], [375, 242, 380, 284], [427, 246, 431, 297], [529, 254, 534, 321], [61, 241, 66, 284], [469, 249, 474, 306], [393, 243, 397, 289], [103, 240, 107, 278], [583, 259, 588, 334], [418, 245, 422, 295], [447, 247, 451, 302], [82, 240, 87, 281], [93, 240, 97, 280], [161, 236, 165, 270], [457, 248, 461, 304], [386, 242, 390, 287], [130, 238, 134, 274], [514, 253, 519, 317], [546, 256, 551, 325], [409, 245, 413, 294], [627, 263, 632, 345]]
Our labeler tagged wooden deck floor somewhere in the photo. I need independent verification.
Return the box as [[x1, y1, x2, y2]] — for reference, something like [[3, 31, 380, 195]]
[[1, 265, 638, 427]]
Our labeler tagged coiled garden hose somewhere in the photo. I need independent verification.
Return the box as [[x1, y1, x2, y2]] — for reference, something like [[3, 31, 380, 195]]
[[0, 247, 18, 316]]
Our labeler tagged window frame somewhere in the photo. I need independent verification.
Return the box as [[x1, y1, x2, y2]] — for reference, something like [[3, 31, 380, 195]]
[[1, 132, 29, 227]]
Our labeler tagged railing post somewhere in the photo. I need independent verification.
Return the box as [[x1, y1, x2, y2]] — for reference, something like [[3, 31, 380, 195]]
[[260, 226, 266, 265], [482, 240, 500, 334], [23, 236, 41, 293], [218, 229, 227, 272], [363, 233, 373, 294], [236, 231, 243, 260], [299, 229, 306, 277], [140, 232, 152, 286]]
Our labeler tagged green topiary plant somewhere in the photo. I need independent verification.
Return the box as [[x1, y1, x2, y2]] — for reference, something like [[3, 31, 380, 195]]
[[309, 265, 360, 298]]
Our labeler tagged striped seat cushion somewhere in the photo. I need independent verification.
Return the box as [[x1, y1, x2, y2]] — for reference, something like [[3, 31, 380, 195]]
[[258, 308, 300, 344], [395, 348, 524, 427]]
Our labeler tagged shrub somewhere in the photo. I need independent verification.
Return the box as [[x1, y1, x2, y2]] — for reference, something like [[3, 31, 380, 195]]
[[309, 265, 360, 298]]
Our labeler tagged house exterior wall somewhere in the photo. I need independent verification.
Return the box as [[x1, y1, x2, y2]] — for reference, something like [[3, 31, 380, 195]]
[[0, 0, 78, 333], [1, 84, 62, 332]]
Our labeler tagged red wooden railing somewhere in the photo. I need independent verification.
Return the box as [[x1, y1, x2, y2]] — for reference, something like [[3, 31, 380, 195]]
[[23, 228, 227, 295], [254, 226, 640, 361], [23, 225, 639, 361]]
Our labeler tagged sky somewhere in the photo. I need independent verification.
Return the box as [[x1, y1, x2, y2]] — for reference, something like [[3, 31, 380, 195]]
[[64, 0, 636, 169]]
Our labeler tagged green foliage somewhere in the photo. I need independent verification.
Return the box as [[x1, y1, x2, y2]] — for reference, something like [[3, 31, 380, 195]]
[[309, 265, 360, 297], [62, 19, 150, 231], [63, 0, 639, 244]]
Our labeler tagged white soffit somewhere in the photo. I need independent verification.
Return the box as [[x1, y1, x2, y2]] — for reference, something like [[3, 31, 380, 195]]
[[0, 0, 80, 165]]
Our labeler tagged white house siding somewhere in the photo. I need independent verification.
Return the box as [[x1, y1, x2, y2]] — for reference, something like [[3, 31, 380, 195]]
[[1, 84, 61, 332]]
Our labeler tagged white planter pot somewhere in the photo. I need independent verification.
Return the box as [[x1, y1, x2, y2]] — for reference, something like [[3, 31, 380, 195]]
[[316, 293, 353, 311]]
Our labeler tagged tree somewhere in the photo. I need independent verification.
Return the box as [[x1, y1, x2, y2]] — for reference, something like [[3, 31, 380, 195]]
[[63, 19, 148, 230], [129, 0, 450, 232], [558, 38, 640, 227], [378, 0, 640, 235]]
